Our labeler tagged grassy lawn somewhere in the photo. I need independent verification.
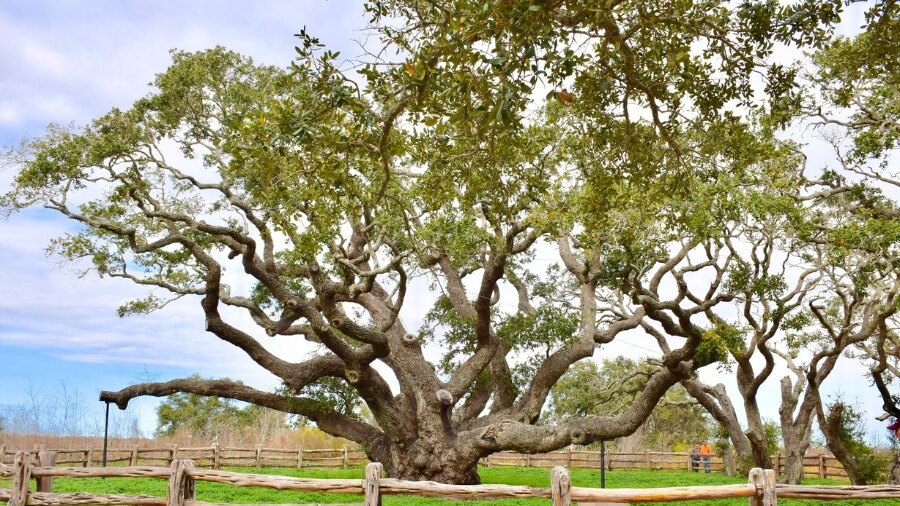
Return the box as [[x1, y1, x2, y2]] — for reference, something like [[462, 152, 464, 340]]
[[1, 466, 895, 506]]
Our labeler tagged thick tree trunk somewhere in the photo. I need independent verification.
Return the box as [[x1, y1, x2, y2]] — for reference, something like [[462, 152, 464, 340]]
[[779, 377, 815, 485], [733, 355, 776, 473], [680, 379, 755, 476], [746, 429, 773, 471], [382, 437, 482, 484], [817, 402, 867, 485], [780, 426, 811, 485], [744, 403, 774, 470], [721, 442, 736, 477], [360, 423, 483, 483]]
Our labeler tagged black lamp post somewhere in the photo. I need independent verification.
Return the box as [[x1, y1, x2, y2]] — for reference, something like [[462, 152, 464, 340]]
[[600, 439, 607, 488], [102, 401, 110, 467]]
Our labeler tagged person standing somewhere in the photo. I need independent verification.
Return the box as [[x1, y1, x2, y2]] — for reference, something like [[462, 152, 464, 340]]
[[700, 440, 712, 474], [690, 444, 701, 472]]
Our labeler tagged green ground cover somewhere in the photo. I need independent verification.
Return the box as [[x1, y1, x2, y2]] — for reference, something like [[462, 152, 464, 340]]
[[1, 466, 894, 506]]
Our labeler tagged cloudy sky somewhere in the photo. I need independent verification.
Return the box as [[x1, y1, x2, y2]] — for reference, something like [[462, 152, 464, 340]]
[[0, 0, 370, 434], [0, 1, 888, 441]]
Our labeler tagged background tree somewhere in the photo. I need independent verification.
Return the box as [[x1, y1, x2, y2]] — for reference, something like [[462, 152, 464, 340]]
[[547, 359, 711, 451], [156, 391, 242, 439], [669, 162, 900, 484], [644, 173, 820, 478], [155, 375, 288, 443], [771, 261, 897, 484], [800, 0, 900, 483], [0, 0, 846, 483], [286, 377, 363, 428]]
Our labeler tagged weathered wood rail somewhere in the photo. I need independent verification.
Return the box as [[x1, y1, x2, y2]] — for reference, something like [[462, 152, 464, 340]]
[[482, 448, 855, 479], [2, 451, 900, 505], [0, 444, 365, 470], [0, 444, 850, 478]]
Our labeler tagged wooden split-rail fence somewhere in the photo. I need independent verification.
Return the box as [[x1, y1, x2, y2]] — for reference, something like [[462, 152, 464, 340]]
[[485, 449, 851, 479], [0, 444, 850, 479], [0, 444, 366, 470], [1, 451, 899, 506]]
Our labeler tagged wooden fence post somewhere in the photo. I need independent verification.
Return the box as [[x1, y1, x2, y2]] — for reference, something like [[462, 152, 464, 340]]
[[526, 454, 532, 467], [168, 459, 196, 506], [131, 446, 140, 466], [10, 452, 31, 506], [646, 451, 651, 470], [36, 450, 58, 493], [0, 444, 6, 464], [818, 454, 825, 479], [297, 447, 304, 469], [86, 448, 94, 468], [256, 445, 262, 468], [551, 466, 571, 506], [567, 446, 573, 467], [213, 444, 220, 470], [364, 462, 383, 506], [170, 445, 179, 465], [342, 445, 349, 469], [747, 468, 776, 506]]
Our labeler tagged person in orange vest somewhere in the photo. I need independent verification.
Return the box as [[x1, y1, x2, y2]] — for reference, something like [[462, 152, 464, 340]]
[[700, 441, 712, 474]]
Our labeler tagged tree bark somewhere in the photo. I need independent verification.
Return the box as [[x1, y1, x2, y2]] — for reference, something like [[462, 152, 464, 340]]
[[680, 379, 754, 476], [721, 443, 736, 477], [382, 435, 483, 484], [816, 401, 867, 485], [779, 423, 811, 485], [779, 377, 815, 485], [734, 351, 776, 472], [744, 400, 774, 471]]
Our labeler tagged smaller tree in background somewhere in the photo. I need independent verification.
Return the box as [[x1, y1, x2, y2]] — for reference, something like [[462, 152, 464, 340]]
[[285, 377, 362, 428], [547, 358, 712, 451], [155, 374, 288, 444], [762, 419, 782, 457]]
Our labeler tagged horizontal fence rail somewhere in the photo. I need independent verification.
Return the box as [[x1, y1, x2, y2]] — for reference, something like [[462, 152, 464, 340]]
[[0, 444, 850, 478], [3, 452, 900, 506], [480, 448, 851, 478], [0, 444, 366, 471]]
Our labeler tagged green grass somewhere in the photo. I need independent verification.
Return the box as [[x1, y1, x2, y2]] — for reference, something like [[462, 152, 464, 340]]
[[2, 466, 896, 506]]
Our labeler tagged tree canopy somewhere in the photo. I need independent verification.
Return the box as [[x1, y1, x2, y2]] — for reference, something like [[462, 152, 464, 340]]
[[2, 0, 894, 484]]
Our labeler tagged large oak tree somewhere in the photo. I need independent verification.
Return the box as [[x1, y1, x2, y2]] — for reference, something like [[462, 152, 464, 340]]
[[1, 0, 845, 483]]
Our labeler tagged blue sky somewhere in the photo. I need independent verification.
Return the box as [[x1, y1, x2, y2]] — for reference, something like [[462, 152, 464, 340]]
[[0, 0, 368, 435], [0, 0, 891, 443]]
